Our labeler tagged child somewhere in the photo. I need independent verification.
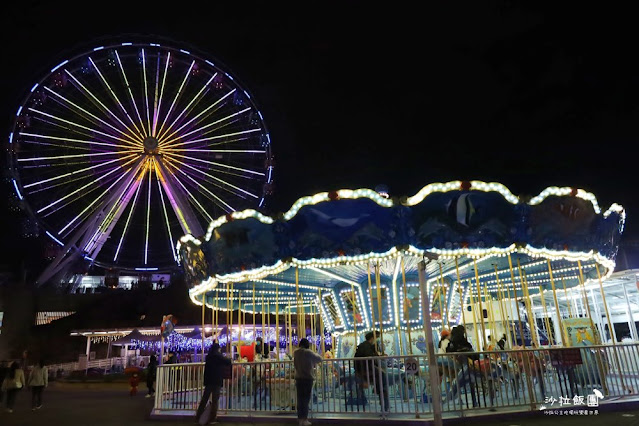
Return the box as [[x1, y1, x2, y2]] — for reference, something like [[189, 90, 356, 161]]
[[129, 372, 140, 396]]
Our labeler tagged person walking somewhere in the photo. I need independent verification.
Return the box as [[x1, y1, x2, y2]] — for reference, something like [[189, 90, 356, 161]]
[[1, 361, 25, 413], [146, 355, 157, 398], [27, 360, 48, 410], [195, 343, 231, 425], [293, 338, 322, 426]]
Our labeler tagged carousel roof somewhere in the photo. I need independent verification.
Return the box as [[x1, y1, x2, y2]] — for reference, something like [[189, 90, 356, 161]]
[[177, 181, 625, 316]]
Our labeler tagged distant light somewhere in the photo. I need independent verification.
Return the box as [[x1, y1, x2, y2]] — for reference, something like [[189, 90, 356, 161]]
[[51, 60, 69, 72], [136, 267, 158, 271], [258, 111, 264, 120], [243, 90, 251, 99], [93, 46, 104, 51], [225, 72, 233, 81], [121, 42, 132, 46], [30, 83, 39, 92], [9, 132, 13, 144], [150, 43, 161, 47], [16, 106, 23, 116], [205, 60, 215, 67], [180, 49, 190, 54], [45, 231, 64, 246], [12, 180, 23, 200]]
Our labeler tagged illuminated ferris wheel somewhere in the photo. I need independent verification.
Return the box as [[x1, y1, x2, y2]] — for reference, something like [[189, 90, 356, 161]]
[[8, 41, 274, 283]]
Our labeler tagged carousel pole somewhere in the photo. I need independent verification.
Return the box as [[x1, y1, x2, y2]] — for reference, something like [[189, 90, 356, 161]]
[[438, 262, 448, 329], [482, 280, 497, 347], [367, 262, 377, 342], [275, 286, 280, 360], [503, 274, 518, 347], [507, 255, 527, 347], [319, 290, 326, 356], [560, 276, 573, 318], [417, 259, 443, 426], [226, 283, 230, 351], [494, 265, 513, 349], [473, 260, 488, 350], [201, 294, 206, 360], [375, 261, 385, 351], [467, 279, 481, 350], [261, 294, 266, 346], [401, 256, 413, 355], [521, 269, 540, 346], [311, 302, 316, 351], [622, 281, 638, 341], [547, 260, 567, 345], [516, 259, 539, 347], [595, 263, 620, 394], [454, 258, 468, 336], [252, 284, 256, 352], [295, 268, 301, 339], [536, 275, 554, 345], [350, 281, 359, 346], [288, 301, 293, 358]]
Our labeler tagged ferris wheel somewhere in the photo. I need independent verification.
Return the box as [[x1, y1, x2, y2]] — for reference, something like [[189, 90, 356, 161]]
[[8, 41, 274, 282]]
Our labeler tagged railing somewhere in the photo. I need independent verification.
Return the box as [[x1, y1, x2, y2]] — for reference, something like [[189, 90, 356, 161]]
[[152, 343, 639, 418]]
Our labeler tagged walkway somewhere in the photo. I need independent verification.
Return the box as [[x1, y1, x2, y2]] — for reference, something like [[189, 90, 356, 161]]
[[1, 382, 639, 426]]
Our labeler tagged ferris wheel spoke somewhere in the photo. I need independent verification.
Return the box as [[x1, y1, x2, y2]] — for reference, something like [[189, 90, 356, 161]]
[[141, 49, 153, 137], [59, 164, 138, 236], [28, 108, 141, 149], [158, 88, 236, 145], [145, 158, 153, 264], [168, 172, 215, 222], [163, 147, 266, 154], [23, 155, 135, 189], [36, 156, 137, 214], [162, 107, 251, 147], [163, 128, 263, 149], [157, 176, 178, 262], [165, 155, 258, 199], [155, 59, 195, 138], [42, 86, 141, 146], [113, 167, 146, 262], [87, 57, 144, 142], [171, 168, 234, 213], [163, 151, 264, 176], [64, 69, 143, 142], [17, 150, 138, 163], [152, 52, 171, 137], [156, 73, 216, 142], [19, 132, 136, 150], [115, 50, 148, 138]]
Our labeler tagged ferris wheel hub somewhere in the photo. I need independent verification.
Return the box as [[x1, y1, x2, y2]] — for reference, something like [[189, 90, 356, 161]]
[[143, 136, 159, 154]]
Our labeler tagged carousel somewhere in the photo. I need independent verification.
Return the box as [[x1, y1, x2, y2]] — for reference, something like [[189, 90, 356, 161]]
[[177, 181, 625, 360]]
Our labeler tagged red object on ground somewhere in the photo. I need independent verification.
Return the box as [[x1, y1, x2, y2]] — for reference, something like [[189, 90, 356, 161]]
[[240, 345, 255, 362]]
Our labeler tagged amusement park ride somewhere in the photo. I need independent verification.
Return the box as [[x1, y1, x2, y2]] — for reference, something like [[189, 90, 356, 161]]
[[7, 41, 274, 287]]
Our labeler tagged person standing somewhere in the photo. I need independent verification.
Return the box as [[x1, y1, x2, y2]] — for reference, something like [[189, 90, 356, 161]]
[[1, 361, 25, 413], [293, 338, 322, 426], [195, 343, 231, 425], [27, 360, 48, 410], [146, 355, 157, 398], [355, 331, 390, 414]]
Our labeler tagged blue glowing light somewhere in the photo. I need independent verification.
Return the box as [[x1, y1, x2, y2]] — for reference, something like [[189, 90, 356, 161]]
[[51, 60, 69, 73], [135, 267, 159, 271], [243, 90, 251, 99], [16, 106, 23, 116], [9, 132, 13, 144], [12, 180, 23, 200], [45, 231, 64, 246], [150, 43, 161, 47], [225, 73, 234, 81], [93, 46, 104, 51], [205, 60, 215, 67], [180, 49, 191, 54], [121, 42, 132, 46], [30, 83, 39, 92]]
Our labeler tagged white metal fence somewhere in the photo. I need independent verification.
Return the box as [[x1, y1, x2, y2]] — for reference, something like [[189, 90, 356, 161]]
[[152, 343, 639, 418]]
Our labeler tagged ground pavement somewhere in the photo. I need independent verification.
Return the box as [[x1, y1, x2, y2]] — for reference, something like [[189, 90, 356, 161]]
[[1, 381, 638, 426]]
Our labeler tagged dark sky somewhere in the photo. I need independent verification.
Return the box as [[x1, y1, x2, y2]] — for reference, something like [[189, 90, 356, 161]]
[[2, 3, 638, 273]]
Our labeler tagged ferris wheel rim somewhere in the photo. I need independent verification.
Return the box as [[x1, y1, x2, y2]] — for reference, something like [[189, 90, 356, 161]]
[[8, 39, 274, 272]]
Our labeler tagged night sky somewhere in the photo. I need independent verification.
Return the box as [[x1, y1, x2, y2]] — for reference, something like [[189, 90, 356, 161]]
[[2, 3, 638, 274]]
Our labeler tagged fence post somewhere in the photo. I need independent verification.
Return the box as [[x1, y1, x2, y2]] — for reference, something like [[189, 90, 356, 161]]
[[418, 259, 443, 426]]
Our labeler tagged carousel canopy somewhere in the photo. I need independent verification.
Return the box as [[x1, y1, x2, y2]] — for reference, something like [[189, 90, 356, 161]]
[[178, 181, 625, 335]]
